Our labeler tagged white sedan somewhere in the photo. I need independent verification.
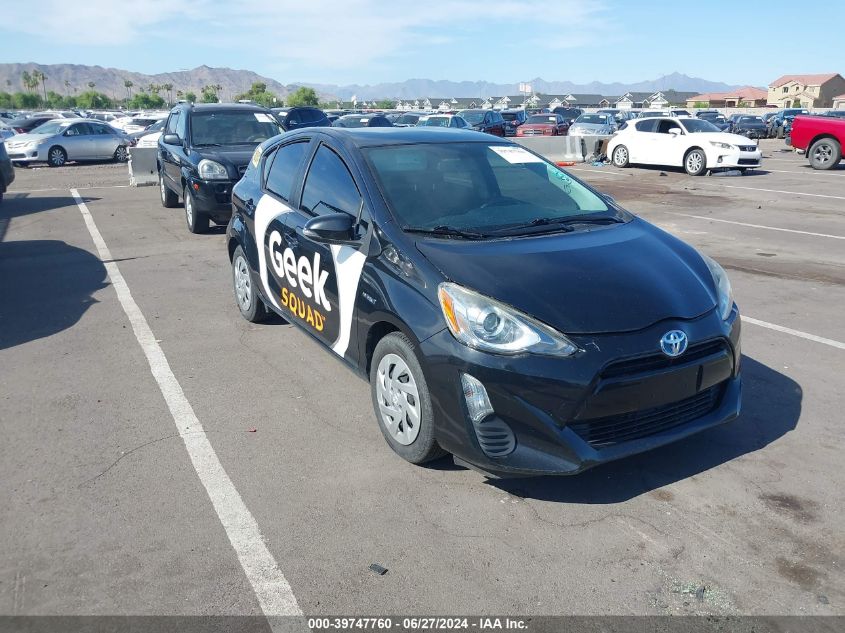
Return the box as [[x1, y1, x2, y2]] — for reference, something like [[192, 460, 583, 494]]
[[607, 117, 763, 175]]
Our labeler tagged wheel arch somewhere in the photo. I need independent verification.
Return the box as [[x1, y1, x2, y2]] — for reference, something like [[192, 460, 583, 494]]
[[684, 145, 707, 167], [808, 133, 841, 152], [362, 315, 423, 377]]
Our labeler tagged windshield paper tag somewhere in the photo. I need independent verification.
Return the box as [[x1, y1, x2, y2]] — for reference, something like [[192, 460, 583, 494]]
[[490, 146, 543, 164], [254, 113, 274, 122]]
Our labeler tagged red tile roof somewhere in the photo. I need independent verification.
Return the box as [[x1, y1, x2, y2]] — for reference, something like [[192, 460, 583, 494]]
[[688, 87, 768, 102], [769, 73, 841, 88]]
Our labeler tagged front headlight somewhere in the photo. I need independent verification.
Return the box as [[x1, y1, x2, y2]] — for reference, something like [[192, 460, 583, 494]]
[[702, 254, 734, 320], [198, 159, 228, 180], [710, 141, 734, 150], [437, 282, 578, 356]]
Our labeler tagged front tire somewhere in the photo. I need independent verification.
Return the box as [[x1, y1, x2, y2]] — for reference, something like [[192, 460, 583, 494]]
[[612, 145, 630, 168], [232, 245, 268, 323], [47, 146, 67, 167], [159, 171, 179, 208], [808, 138, 841, 170], [184, 185, 209, 234], [370, 332, 445, 465], [684, 148, 707, 176]]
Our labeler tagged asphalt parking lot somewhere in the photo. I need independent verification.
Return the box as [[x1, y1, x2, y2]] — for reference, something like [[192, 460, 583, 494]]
[[1, 139, 842, 620]]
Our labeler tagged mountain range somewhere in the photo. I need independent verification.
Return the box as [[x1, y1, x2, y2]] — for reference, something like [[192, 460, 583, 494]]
[[0, 63, 743, 102]]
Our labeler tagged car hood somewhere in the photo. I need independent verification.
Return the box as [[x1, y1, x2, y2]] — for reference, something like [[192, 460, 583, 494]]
[[735, 122, 766, 129], [689, 131, 757, 145], [4, 132, 54, 144], [414, 218, 717, 335], [190, 146, 255, 166], [520, 123, 555, 130]]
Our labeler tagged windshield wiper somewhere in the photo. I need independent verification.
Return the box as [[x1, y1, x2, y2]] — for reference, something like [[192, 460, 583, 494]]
[[487, 216, 624, 236], [194, 142, 224, 147], [403, 225, 488, 239]]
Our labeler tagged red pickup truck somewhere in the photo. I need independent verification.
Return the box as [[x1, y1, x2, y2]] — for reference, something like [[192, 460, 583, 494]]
[[788, 115, 844, 170]]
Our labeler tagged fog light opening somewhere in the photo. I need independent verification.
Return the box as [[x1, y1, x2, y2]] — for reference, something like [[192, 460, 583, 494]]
[[461, 373, 494, 423]]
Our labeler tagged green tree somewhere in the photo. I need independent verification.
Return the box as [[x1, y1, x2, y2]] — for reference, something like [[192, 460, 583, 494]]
[[185, 91, 197, 103], [285, 87, 319, 107], [374, 99, 394, 109], [21, 70, 31, 92], [200, 85, 219, 103], [87, 81, 96, 90], [124, 79, 134, 99], [127, 92, 165, 109], [233, 81, 278, 107], [76, 91, 113, 109], [14, 92, 42, 108], [162, 83, 173, 105], [0, 92, 12, 108]]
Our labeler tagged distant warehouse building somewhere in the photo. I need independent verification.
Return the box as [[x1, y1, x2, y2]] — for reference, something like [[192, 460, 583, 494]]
[[766, 73, 845, 108], [833, 94, 845, 110], [685, 86, 768, 109]]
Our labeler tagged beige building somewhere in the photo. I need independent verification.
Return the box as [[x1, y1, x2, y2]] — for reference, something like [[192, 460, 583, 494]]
[[686, 86, 767, 109], [767, 73, 845, 108], [833, 94, 845, 110]]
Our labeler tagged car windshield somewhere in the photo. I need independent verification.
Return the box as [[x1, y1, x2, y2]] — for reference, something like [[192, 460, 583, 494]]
[[501, 112, 520, 121], [575, 114, 609, 125], [740, 116, 763, 123], [29, 120, 69, 135], [396, 114, 420, 125], [460, 111, 485, 124], [421, 117, 450, 127], [364, 142, 619, 237], [680, 119, 720, 133], [527, 115, 557, 124], [190, 111, 282, 146]]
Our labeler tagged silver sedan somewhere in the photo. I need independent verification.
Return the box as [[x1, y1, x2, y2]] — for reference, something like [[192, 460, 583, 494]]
[[3, 118, 133, 167]]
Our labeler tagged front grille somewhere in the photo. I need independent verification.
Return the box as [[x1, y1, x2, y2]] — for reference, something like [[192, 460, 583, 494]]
[[8, 153, 25, 159], [570, 385, 722, 448], [738, 159, 759, 165], [738, 145, 756, 152], [600, 338, 728, 380], [521, 129, 544, 136]]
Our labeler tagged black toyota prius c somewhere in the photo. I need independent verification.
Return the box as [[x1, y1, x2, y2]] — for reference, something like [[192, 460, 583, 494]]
[[226, 127, 741, 477]]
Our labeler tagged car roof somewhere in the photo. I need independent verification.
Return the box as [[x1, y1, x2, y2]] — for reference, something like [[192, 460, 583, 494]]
[[177, 103, 271, 112], [299, 127, 506, 148]]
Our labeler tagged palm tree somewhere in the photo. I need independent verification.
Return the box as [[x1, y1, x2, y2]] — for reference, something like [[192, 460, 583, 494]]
[[215, 83, 223, 100], [64, 80, 71, 96], [21, 70, 32, 92], [5, 79, 11, 91], [176, 89, 184, 101], [162, 83, 173, 105], [36, 71, 48, 102], [87, 81, 96, 91], [124, 79, 134, 98]]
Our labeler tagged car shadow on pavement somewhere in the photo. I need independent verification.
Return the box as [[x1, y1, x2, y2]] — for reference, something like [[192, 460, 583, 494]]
[[488, 356, 801, 503], [0, 194, 94, 244], [0, 239, 108, 350]]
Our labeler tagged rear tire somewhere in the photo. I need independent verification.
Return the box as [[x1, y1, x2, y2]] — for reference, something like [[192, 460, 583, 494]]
[[611, 145, 630, 168], [113, 145, 129, 163], [370, 332, 446, 465], [808, 138, 841, 171], [184, 185, 209, 234], [684, 148, 707, 176], [232, 245, 268, 323], [159, 171, 179, 208]]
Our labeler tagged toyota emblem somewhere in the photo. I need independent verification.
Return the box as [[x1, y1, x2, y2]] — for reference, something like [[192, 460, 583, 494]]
[[660, 330, 688, 357]]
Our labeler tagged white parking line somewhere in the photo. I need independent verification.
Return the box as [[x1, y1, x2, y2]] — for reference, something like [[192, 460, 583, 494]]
[[567, 167, 625, 177], [743, 316, 845, 350], [762, 168, 844, 177], [70, 189, 302, 623], [669, 213, 845, 240], [719, 184, 845, 200]]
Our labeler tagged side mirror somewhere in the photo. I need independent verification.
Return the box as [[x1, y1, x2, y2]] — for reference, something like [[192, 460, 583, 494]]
[[303, 212, 360, 245], [162, 133, 181, 145], [668, 128, 681, 136]]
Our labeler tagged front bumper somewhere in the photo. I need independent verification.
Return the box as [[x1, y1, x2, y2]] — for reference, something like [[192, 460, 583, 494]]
[[419, 308, 742, 476], [4, 144, 45, 163], [186, 176, 238, 221], [708, 147, 762, 169]]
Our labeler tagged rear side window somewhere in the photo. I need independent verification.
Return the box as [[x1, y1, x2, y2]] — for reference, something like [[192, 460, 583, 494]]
[[635, 119, 657, 132], [300, 145, 361, 216], [265, 141, 309, 202]]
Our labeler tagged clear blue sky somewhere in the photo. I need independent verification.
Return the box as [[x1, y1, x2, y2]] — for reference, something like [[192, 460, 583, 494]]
[[1, 0, 843, 87]]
